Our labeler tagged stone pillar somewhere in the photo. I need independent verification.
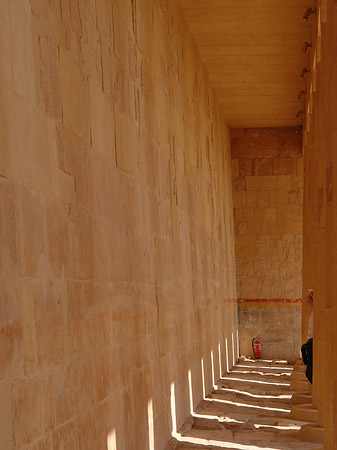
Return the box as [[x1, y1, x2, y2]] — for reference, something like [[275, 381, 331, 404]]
[[302, 1, 337, 447]]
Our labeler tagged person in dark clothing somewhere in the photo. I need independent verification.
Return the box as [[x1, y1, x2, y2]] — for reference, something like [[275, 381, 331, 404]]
[[301, 289, 313, 383], [301, 337, 313, 383]]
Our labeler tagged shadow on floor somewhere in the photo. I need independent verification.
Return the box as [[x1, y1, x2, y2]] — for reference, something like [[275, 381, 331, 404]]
[[168, 359, 321, 450]]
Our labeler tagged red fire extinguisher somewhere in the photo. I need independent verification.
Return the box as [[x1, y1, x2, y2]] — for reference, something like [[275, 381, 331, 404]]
[[252, 336, 262, 359]]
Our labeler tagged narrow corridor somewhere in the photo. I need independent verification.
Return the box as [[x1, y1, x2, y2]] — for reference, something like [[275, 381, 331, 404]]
[[169, 359, 322, 450], [3, 0, 337, 447]]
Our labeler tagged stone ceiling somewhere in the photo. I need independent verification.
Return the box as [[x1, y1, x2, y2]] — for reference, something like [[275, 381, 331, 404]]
[[179, 0, 313, 128]]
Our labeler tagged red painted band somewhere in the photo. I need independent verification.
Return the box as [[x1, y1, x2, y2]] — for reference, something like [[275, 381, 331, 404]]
[[237, 298, 302, 303]]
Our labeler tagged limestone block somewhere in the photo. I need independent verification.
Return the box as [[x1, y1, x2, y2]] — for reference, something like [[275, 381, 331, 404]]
[[45, 198, 70, 279], [231, 159, 239, 177], [245, 190, 257, 207], [115, 108, 139, 175], [257, 190, 269, 208], [54, 366, 80, 428], [234, 191, 246, 208], [298, 158, 304, 176], [231, 142, 256, 159], [115, 28, 140, 84], [68, 205, 93, 281], [158, 151, 171, 200], [0, 319, 23, 380], [113, 0, 135, 37], [34, 281, 66, 370], [239, 158, 254, 176], [77, 409, 95, 450], [245, 176, 263, 191], [0, 179, 17, 272], [80, 21, 103, 87], [96, 0, 113, 39], [277, 175, 291, 189], [89, 80, 116, 163], [67, 281, 88, 355], [21, 281, 37, 376], [93, 220, 117, 282], [0, 0, 11, 86], [92, 350, 114, 402], [273, 157, 298, 176], [291, 175, 304, 189], [101, 37, 113, 97], [16, 186, 46, 278], [291, 204, 303, 221], [87, 152, 114, 222], [0, 84, 55, 192], [254, 158, 274, 176], [52, 420, 79, 450], [10, 3, 38, 105], [38, 34, 62, 119], [236, 222, 247, 235], [234, 207, 254, 222], [262, 175, 277, 190], [56, 123, 80, 175], [278, 189, 289, 204], [12, 378, 43, 446], [60, 50, 83, 137], [79, 73, 92, 146], [48, 121, 76, 204], [234, 176, 246, 191], [277, 128, 302, 151], [264, 208, 276, 222], [30, 436, 52, 450]]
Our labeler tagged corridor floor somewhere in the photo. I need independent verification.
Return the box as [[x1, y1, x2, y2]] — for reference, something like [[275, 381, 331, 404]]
[[169, 359, 322, 450]]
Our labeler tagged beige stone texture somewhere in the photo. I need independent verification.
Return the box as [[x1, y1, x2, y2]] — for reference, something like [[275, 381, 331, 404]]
[[231, 128, 303, 359], [238, 303, 302, 360], [301, 1, 337, 448], [8, 0, 337, 447], [170, 359, 322, 450], [0, 1, 237, 449]]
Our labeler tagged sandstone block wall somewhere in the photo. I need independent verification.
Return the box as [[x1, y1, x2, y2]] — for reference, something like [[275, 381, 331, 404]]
[[231, 128, 303, 359], [238, 301, 302, 360], [0, 1, 237, 449]]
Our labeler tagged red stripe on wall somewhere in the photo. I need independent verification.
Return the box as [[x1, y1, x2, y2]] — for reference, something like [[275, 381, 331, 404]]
[[237, 298, 302, 303]]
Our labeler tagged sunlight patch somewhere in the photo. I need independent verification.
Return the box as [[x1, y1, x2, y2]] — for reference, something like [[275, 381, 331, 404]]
[[205, 397, 291, 413], [107, 429, 117, 450], [175, 433, 286, 450]]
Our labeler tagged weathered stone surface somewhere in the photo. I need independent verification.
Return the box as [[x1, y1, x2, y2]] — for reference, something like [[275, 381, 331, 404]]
[[231, 128, 303, 360], [12, 378, 44, 446], [301, 2, 337, 448], [238, 303, 302, 360], [0, 1, 237, 449], [172, 360, 322, 450]]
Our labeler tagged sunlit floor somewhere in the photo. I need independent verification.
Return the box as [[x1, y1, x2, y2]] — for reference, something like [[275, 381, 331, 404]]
[[171, 359, 321, 450]]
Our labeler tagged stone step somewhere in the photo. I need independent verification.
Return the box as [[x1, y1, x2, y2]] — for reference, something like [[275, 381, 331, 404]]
[[293, 362, 306, 372], [168, 360, 324, 450], [297, 423, 324, 443], [291, 393, 312, 405], [289, 370, 307, 380], [288, 403, 318, 422], [290, 379, 309, 392]]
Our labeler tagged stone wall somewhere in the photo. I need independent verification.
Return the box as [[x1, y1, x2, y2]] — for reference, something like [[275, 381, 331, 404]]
[[238, 301, 302, 360], [231, 128, 303, 359], [0, 1, 237, 449]]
